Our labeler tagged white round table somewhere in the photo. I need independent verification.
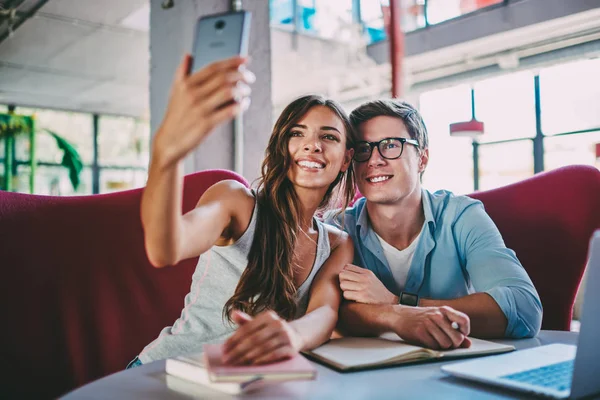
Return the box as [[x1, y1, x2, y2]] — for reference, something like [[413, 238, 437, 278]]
[[62, 331, 594, 400]]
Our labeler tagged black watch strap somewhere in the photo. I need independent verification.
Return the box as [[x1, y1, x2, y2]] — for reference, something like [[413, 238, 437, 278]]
[[399, 291, 419, 307]]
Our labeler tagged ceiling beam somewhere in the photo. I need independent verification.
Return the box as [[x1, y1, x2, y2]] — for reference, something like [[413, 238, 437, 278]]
[[0, 0, 50, 44]]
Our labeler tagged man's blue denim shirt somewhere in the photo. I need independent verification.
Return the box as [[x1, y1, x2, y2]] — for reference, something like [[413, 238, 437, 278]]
[[326, 189, 543, 339]]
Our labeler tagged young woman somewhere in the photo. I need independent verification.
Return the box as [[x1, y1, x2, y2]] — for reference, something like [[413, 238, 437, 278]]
[[129, 54, 356, 368]]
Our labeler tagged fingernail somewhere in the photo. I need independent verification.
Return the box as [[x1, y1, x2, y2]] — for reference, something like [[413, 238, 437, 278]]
[[241, 97, 251, 111], [236, 82, 251, 96], [244, 70, 256, 84]]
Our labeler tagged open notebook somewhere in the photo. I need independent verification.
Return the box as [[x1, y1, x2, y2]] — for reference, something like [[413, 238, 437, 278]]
[[304, 333, 515, 372]]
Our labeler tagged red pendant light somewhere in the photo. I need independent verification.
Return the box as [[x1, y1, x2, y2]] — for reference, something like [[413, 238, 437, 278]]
[[449, 119, 485, 138]]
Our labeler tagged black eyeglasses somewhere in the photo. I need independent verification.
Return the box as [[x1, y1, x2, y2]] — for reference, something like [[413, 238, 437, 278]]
[[353, 137, 420, 162]]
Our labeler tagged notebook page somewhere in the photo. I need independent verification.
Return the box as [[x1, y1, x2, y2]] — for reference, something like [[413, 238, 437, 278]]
[[439, 337, 515, 358], [308, 336, 427, 368]]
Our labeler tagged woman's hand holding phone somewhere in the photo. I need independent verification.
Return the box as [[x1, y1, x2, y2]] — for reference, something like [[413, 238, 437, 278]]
[[152, 54, 254, 169]]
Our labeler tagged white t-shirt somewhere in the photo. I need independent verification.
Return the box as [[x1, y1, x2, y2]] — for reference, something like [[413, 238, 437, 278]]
[[375, 227, 423, 291]]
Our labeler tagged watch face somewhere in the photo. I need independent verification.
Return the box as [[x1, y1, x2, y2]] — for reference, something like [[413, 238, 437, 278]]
[[401, 292, 419, 307]]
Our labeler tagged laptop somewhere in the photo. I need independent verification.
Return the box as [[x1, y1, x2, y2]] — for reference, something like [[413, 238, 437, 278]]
[[442, 230, 600, 399]]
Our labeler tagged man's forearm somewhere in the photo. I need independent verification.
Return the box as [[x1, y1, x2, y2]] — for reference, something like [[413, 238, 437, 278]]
[[419, 292, 507, 338], [338, 301, 398, 337]]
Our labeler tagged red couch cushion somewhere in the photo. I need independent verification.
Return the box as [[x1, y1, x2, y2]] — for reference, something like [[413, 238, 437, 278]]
[[469, 165, 600, 331], [0, 169, 247, 399]]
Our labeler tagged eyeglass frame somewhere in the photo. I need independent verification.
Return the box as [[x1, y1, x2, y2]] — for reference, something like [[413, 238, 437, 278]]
[[353, 137, 420, 162]]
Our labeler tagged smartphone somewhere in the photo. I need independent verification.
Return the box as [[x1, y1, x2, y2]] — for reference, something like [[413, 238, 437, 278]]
[[191, 11, 252, 74]]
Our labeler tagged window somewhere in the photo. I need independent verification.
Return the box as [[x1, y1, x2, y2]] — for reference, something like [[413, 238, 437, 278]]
[[302, 0, 354, 40], [545, 131, 600, 172], [540, 58, 600, 135], [426, 0, 462, 24], [270, 0, 295, 28], [0, 104, 150, 195], [14, 107, 93, 164], [99, 116, 150, 167], [14, 165, 93, 196], [474, 71, 536, 143], [361, 0, 386, 42], [100, 168, 147, 193], [427, 0, 502, 25], [478, 140, 534, 191], [419, 84, 474, 194]]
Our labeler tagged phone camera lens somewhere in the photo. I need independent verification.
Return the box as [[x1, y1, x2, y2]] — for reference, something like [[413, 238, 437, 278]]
[[215, 20, 225, 30]]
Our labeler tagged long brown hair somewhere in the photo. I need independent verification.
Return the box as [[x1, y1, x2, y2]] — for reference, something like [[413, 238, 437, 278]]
[[224, 95, 356, 321]]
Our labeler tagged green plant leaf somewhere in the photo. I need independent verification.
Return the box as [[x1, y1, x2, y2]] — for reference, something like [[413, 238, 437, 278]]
[[42, 129, 84, 190]]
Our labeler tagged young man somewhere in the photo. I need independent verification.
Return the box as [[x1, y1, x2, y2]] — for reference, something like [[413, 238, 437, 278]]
[[327, 99, 542, 350]]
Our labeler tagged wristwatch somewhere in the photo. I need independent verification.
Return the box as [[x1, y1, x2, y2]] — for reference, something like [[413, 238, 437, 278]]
[[398, 291, 419, 307]]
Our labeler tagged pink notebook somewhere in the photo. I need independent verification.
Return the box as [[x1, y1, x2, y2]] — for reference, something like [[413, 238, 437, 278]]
[[203, 343, 317, 383]]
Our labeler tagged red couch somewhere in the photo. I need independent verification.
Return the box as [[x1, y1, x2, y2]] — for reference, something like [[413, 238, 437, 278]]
[[0, 169, 248, 399], [469, 165, 600, 330], [1, 165, 599, 399]]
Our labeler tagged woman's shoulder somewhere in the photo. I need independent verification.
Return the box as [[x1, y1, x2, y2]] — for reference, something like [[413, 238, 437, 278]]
[[200, 180, 256, 243], [322, 222, 352, 252], [199, 179, 254, 204]]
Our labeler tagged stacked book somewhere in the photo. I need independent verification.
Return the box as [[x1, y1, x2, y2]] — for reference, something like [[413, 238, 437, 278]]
[[166, 344, 317, 395]]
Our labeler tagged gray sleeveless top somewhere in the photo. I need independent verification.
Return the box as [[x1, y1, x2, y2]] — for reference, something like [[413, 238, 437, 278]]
[[139, 201, 331, 363]]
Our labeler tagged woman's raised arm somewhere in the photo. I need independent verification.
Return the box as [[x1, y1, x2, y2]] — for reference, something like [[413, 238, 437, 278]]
[[141, 54, 254, 267]]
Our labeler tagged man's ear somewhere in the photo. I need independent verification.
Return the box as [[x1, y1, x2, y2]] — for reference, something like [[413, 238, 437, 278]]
[[341, 148, 354, 172], [419, 148, 429, 173]]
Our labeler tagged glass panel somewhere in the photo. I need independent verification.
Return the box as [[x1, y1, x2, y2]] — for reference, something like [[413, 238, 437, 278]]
[[540, 58, 600, 135], [270, 0, 295, 28], [427, 0, 502, 25], [545, 131, 600, 172], [360, 0, 424, 43], [99, 116, 150, 167], [14, 165, 92, 195], [0, 104, 7, 113], [401, 0, 426, 31], [474, 71, 536, 143], [478, 140, 534, 191], [361, 0, 386, 42], [100, 168, 147, 194], [419, 84, 474, 194], [12, 106, 93, 164], [299, 0, 354, 40]]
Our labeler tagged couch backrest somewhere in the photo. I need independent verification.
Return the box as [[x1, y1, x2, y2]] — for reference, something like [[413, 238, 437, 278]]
[[469, 165, 600, 331], [0, 169, 248, 399]]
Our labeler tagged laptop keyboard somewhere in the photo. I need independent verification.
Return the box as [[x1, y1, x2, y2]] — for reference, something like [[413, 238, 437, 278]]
[[501, 360, 574, 392]]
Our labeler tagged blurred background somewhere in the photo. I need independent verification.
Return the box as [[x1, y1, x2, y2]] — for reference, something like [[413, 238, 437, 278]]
[[0, 0, 599, 198]]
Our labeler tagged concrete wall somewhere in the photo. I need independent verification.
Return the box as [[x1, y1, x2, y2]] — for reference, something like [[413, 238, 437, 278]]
[[149, 0, 271, 182]]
